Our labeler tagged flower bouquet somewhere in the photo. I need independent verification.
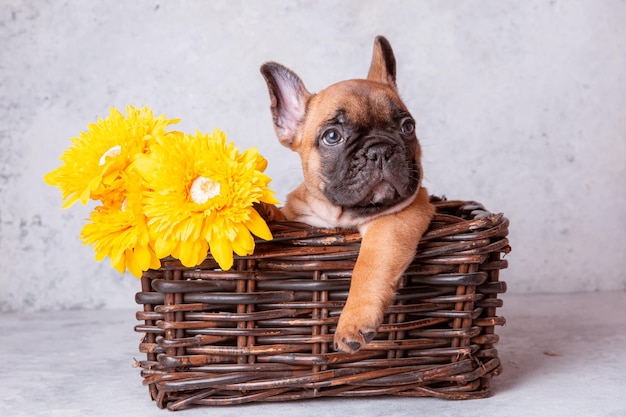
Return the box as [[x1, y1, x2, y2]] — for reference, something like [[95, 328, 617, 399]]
[[44, 105, 279, 277]]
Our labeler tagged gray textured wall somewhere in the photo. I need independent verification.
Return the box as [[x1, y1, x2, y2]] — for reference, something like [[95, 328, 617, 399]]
[[1, 0, 625, 311]]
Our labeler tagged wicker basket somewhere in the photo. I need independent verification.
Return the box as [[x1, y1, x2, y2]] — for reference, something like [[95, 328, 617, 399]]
[[135, 197, 510, 410]]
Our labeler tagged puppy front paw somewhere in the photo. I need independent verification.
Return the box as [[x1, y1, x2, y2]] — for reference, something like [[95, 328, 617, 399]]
[[333, 306, 382, 353], [253, 202, 286, 222]]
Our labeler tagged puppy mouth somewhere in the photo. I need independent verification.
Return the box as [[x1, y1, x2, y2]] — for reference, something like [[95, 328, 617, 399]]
[[357, 181, 400, 207], [328, 162, 420, 216]]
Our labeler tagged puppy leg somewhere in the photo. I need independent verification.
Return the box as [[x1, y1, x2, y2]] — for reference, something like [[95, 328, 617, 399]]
[[334, 188, 434, 353], [253, 201, 286, 222]]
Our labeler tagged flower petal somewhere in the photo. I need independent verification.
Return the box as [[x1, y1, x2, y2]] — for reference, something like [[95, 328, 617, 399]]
[[231, 223, 255, 256], [209, 233, 234, 271], [152, 237, 177, 259], [245, 208, 273, 241]]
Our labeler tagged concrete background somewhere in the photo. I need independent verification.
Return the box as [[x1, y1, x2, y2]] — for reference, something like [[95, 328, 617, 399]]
[[1, 0, 625, 311]]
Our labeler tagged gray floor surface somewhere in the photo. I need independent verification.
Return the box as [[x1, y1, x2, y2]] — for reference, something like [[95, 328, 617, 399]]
[[1, 291, 625, 417]]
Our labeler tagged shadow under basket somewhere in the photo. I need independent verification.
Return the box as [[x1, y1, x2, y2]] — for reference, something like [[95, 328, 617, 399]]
[[135, 197, 511, 410]]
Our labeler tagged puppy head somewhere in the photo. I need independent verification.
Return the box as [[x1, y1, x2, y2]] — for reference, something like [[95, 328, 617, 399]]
[[261, 36, 423, 219]]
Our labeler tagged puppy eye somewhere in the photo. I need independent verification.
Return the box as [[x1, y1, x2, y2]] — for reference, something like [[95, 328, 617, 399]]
[[321, 129, 343, 146], [401, 118, 415, 136]]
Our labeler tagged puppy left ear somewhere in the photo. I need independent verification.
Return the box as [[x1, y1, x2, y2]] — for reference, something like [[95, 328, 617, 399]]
[[367, 36, 397, 88], [260, 62, 311, 149]]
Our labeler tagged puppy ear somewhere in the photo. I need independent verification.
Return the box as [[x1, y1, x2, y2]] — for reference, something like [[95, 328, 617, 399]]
[[367, 36, 397, 88], [260, 62, 311, 149]]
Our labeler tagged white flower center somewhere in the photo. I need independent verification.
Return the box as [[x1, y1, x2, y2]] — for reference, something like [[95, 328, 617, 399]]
[[99, 145, 122, 166], [190, 176, 221, 204]]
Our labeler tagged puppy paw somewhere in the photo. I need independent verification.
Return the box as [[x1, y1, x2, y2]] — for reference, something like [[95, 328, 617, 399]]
[[253, 202, 286, 222], [333, 308, 381, 353]]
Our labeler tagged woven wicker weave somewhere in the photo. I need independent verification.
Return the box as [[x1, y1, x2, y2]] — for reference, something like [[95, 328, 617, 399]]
[[135, 197, 510, 410]]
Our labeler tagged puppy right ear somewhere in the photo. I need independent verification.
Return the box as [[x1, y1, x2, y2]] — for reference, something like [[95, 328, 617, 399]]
[[260, 62, 311, 149]]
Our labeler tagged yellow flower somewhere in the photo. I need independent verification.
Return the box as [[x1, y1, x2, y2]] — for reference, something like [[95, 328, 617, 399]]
[[80, 169, 161, 277], [45, 104, 278, 277], [134, 128, 279, 270], [44, 105, 179, 208]]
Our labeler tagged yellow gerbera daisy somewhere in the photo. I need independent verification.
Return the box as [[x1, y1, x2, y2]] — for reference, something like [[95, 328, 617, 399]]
[[134, 128, 279, 270], [80, 169, 161, 277], [44, 105, 179, 208]]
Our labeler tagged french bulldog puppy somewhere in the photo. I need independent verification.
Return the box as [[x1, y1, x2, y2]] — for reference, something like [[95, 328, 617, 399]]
[[260, 36, 435, 353]]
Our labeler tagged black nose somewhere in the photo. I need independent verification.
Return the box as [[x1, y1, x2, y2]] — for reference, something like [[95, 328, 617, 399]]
[[366, 144, 392, 168]]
